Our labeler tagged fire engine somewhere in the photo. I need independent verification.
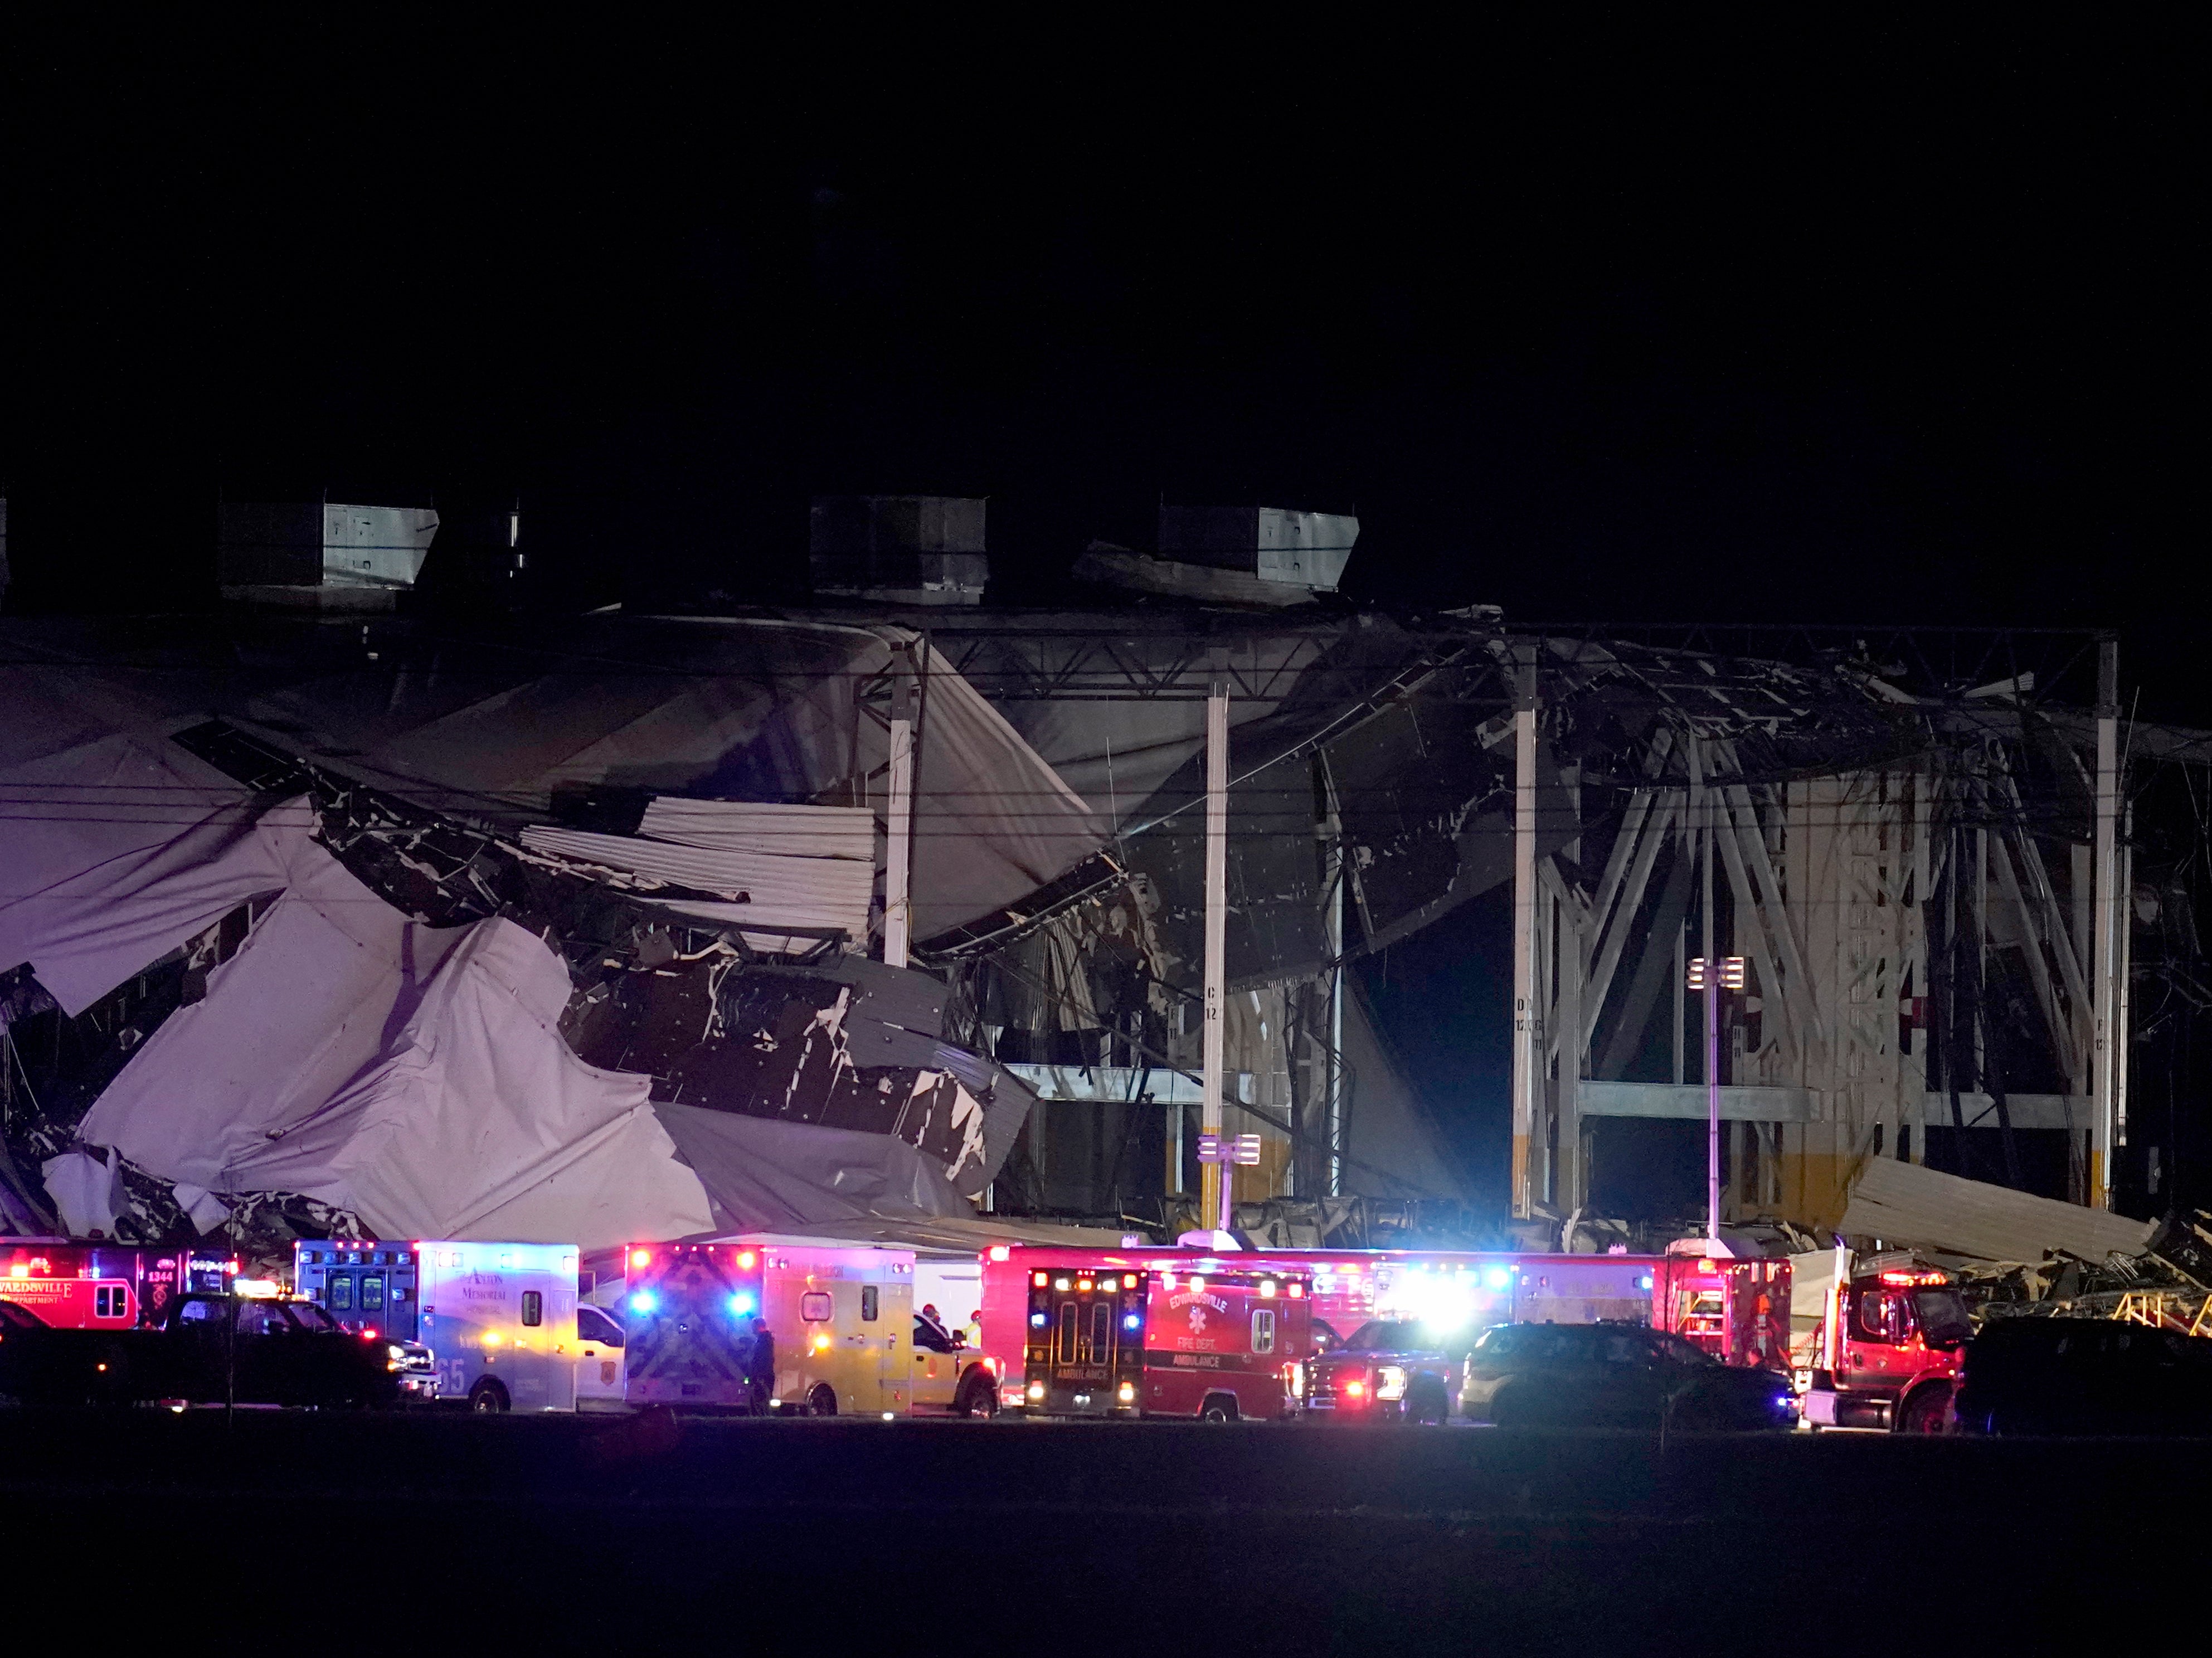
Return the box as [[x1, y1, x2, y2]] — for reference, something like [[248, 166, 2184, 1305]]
[[1797, 1248, 1971, 1433], [979, 1246, 1312, 1421], [1654, 1246, 1792, 1372], [1239, 1247, 1788, 1374], [0, 1239, 196, 1328]]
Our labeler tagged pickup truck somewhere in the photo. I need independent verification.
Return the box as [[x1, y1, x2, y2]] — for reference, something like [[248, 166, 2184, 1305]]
[[0, 1296, 143, 1406], [1, 1291, 405, 1408], [1303, 1318, 1456, 1422]]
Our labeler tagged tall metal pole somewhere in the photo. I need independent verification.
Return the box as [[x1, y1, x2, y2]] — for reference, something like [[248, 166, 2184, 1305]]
[[1673, 918, 1686, 1084], [2117, 821, 2134, 1169], [2091, 638, 2119, 1209], [883, 669, 916, 970], [1696, 742, 1720, 1245], [1321, 757, 1346, 1198], [1508, 648, 1539, 1220], [1202, 681, 1230, 1236]]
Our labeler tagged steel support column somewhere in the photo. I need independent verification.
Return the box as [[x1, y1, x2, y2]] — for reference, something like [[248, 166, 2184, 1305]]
[[1509, 648, 1540, 1219], [1201, 680, 1230, 1233], [2092, 639, 2120, 1209]]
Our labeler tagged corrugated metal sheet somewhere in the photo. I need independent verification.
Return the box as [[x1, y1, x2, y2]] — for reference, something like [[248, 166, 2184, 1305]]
[[519, 824, 873, 949], [637, 798, 875, 862], [1840, 1156, 2155, 1263]]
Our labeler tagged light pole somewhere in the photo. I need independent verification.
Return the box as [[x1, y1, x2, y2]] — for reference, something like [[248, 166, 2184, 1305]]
[[1686, 953, 1745, 1243], [1197, 1132, 1260, 1237]]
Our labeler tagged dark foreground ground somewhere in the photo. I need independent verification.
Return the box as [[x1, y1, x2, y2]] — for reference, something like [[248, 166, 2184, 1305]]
[[3, 1409, 2193, 1655]]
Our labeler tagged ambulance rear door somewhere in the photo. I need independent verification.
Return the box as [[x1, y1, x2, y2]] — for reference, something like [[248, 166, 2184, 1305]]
[[875, 1278, 913, 1415]]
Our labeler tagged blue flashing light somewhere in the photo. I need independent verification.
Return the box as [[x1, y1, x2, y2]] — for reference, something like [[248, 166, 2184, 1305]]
[[1638, 1275, 1654, 1291], [1484, 1267, 1510, 1290], [1122, 1314, 1141, 1331], [629, 1290, 659, 1315], [1030, 1311, 1047, 1327], [729, 1292, 756, 1317]]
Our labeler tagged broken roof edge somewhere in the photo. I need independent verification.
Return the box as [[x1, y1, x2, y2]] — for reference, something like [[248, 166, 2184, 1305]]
[[1838, 1156, 2155, 1265]]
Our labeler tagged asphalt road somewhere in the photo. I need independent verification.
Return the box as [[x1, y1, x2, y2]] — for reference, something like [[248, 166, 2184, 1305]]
[[4, 1409, 2193, 1654]]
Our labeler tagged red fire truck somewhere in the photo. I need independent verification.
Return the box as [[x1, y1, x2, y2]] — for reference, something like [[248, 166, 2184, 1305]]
[[1654, 1247, 1792, 1373], [1797, 1250, 1971, 1433], [0, 1239, 200, 1329], [980, 1246, 1312, 1421], [1253, 1247, 1789, 1374]]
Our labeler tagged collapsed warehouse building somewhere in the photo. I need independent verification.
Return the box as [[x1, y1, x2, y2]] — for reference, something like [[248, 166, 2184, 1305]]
[[3, 502, 2209, 1261]]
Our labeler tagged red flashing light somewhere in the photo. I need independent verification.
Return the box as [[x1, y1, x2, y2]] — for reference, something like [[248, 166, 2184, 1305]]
[[1878, 1268, 1947, 1286], [1032, 1271, 1049, 1287], [989, 1245, 1012, 1262], [361, 1328, 378, 1340], [737, 1251, 757, 1271], [631, 1248, 653, 1270]]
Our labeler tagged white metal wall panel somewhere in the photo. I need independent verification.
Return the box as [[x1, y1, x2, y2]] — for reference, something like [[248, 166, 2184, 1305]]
[[638, 798, 876, 862], [519, 824, 874, 947]]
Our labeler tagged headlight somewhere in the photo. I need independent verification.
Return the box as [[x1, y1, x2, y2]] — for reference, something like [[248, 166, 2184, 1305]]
[[388, 1344, 408, 1362], [1377, 1365, 1408, 1401]]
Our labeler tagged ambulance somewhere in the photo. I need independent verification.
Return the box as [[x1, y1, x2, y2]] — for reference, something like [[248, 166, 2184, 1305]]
[[619, 1238, 949, 1416], [296, 1238, 580, 1411], [979, 1245, 1313, 1421]]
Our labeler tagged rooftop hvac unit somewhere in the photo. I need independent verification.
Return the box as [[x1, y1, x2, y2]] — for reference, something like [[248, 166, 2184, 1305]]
[[809, 495, 987, 606], [219, 502, 440, 609]]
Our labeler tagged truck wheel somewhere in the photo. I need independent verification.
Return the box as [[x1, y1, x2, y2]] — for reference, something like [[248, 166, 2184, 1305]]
[[1897, 1384, 1952, 1435], [1489, 1387, 1527, 1428], [1407, 1380, 1450, 1425], [809, 1383, 838, 1417], [468, 1378, 511, 1414], [1199, 1393, 1238, 1423], [955, 1372, 998, 1418]]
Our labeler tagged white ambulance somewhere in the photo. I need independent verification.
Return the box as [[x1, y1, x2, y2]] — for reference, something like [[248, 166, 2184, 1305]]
[[415, 1240, 580, 1413]]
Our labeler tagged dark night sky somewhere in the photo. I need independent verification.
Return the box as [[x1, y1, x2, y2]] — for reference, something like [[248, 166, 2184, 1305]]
[[7, 21, 2196, 659], [4, 21, 2199, 1212]]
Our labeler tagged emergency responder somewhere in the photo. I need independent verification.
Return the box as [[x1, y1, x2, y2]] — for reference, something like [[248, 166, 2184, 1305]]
[[745, 1315, 775, 1413], [964, 1309, 983, 1349], [918, 1302, 955, 1348]]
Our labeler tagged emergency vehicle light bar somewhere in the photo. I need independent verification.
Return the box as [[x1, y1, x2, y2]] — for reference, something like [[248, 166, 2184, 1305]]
[[1197, 1133, 1262, 1165]]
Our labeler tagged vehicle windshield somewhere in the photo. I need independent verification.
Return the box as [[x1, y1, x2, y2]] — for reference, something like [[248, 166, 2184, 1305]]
[[0, 1298, 49, 1330], [1912, 1289, 1973, 1348], [578, 1306, 624, 1346], [1345, 1320, 1435, 1353], [1651, 1331, 1718, 1368], [285, 1301, 342, 1333]]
